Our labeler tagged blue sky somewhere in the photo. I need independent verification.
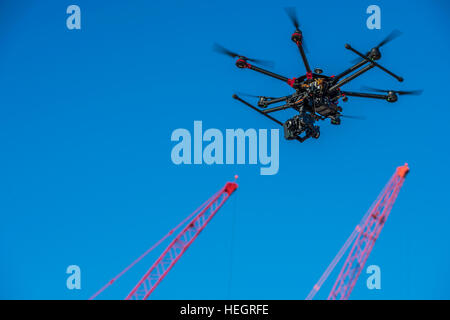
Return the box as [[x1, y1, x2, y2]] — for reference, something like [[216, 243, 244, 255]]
[[0, 0, 449, 300]]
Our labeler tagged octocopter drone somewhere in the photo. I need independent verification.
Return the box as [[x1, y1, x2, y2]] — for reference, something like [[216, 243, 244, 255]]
[[215, 8, 421, 142]]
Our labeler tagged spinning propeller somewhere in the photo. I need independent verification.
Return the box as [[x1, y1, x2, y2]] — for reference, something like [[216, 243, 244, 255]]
[[236, 92, 277, 99], [213, 43, 274, 67], [340, 114, 366, 120], [361, 86, 423, 96], [284, 7, 308, 52], [351, 30, 402, 63], [375, 29, 403, 49], [285, 7, 301, 31]]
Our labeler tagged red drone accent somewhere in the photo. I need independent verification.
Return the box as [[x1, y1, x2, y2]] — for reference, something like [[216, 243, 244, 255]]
[[306, 72, 313, 80], [89, 180, 238, 300], [235, 58, 250, 69], [306, 163, 409, 300], [287, 77, 296, 87], [292, 32, 302, 41]]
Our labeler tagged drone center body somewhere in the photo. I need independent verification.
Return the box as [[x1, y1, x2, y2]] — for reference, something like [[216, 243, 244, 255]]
[[283, 75, 342, 140]]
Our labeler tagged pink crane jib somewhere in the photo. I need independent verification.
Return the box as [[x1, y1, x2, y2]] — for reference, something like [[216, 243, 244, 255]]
[[90, 180, 238, 300], [90, 164, 407, 300], [306, 163, 409, 300]]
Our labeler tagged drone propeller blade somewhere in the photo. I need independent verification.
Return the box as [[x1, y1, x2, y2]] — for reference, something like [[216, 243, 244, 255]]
[[213, 43, 274, 67], [247, 58, 275, 68], [376, 29, 402, 49], [236, 92, 260, 98], [284, 7, 308, 52], [360, 86, 388, 93], [361, 86, 423, 96], [350, 30, 402, 63], [236, 92, 276, 99], [213, 43, 240, 58], [285, 7, 300, 30], [340, 114, 366, 120], [394, 89, 423, 96]]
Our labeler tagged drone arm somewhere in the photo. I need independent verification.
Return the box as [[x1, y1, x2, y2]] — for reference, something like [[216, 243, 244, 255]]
[[263, 94, 306, 112], [293, 39, 312, 76], [243, 63, 290, 82], [345, 44, 403, 82], [260, 96, 290, 107], [332, 60, 369, 83], [233, 94, 283, 125], [340, 91, 387, 100], [328, 63, 376, 92], [262, 104, 292, 114], [232, 94, 305, 143]]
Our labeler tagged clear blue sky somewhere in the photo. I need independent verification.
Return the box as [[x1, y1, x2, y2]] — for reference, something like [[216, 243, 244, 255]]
[[0, 0, 449, 300]]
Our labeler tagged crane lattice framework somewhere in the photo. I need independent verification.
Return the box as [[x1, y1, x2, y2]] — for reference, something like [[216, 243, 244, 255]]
[[306, 163, 409, 300], [89, 180, 238, 300], [90, 164, 407, 300]]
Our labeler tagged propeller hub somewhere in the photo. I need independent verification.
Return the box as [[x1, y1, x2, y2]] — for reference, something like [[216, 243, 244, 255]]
[[386, 92, 398, 102], [235, 58, 249, 69], [369, 47, 381, 60], [291, 31, 302, 43]]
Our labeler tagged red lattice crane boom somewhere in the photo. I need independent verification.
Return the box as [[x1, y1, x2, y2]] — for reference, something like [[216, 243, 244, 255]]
[[306, 163, 409, 300], [90, 180, 238, 300]]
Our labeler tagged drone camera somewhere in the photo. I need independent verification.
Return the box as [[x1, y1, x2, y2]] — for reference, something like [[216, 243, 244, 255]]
[[283, 118, 301, 140], [283, 114, 320, 140]]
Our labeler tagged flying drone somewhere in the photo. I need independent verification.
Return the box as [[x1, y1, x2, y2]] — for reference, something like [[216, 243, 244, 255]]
[[215, 8, 422, 142]]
